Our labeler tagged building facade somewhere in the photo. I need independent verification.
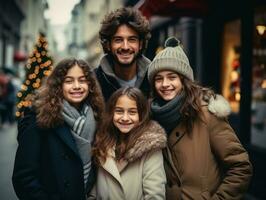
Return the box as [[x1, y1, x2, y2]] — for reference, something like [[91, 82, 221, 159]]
[[66, 0, 123, 67], [0, 0, 25, 69]]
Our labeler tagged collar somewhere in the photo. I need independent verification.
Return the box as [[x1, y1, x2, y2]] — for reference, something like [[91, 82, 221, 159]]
[[99, 54, 150, 87]]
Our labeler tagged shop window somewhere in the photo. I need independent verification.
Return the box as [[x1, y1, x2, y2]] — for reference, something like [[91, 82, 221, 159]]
[[221, 20, 241, 113], [251, 8, 266, 149]]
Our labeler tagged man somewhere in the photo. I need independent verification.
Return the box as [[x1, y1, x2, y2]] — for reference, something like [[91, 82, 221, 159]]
[[94, 7, 151, 101]]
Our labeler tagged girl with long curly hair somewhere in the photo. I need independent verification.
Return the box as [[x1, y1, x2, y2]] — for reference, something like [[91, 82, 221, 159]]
[[12, 58, 104, 200], [148, 37, 252, 200], [90, 87, 166, 200]]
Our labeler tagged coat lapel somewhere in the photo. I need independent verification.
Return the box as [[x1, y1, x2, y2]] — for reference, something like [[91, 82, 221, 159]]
[[164, 146, 181, 185], [165, 125, 186, 185], [168, 125, 186, 148], [101, 149, 124, 186], [55, 124, 80, 157]]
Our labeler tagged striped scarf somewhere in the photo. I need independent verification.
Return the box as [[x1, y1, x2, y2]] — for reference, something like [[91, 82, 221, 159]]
[[61, 100, 96, 188]]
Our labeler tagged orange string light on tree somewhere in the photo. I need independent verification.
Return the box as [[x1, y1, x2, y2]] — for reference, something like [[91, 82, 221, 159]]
[[16, 32, 53, 118]]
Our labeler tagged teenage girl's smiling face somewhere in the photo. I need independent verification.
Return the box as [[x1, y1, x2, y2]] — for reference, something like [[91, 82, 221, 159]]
[[113, 95, 140, 134], [154, 70, 183, 101], [63, 65, 89, 108]]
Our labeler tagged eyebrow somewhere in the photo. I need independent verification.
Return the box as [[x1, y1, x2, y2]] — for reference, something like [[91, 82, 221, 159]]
[[64, 75, 86, 79], [115, 106, 138, 110], [155, 72, 177, 77], [112, 35, 139, 39]]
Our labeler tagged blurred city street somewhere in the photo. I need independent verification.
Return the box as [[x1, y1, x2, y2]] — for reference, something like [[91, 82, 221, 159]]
[[0, 0, 265, 199], [0, 123, 18, 200]]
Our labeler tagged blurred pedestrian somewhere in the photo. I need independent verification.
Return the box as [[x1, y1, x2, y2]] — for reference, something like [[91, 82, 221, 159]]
[[90, 87, 166, 199], [0, 70, 9, 125], [148, 37, 253, 200], [0, 69, 16, 126], [12, 58, 104, 200], [94, 7, 151, 102]]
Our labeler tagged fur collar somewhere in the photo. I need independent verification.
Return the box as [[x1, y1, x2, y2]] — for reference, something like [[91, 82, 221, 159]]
[[207, 94, 231, 118], [124, 120, 166, 163]]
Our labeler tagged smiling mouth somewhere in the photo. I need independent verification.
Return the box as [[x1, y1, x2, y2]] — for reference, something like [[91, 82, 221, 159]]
[[118, 53, 132, 58], [118, 123, 133, 127], [161, 90, 174, 94], [70, 92, 83, 97]]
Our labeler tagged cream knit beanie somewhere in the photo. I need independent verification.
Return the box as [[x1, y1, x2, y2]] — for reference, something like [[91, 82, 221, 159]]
[[148, 37, 194, 83]]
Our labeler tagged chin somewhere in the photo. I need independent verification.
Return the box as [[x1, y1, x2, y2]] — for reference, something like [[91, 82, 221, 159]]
[[119, 129, 130, 134], [162, 96, 174, 101]]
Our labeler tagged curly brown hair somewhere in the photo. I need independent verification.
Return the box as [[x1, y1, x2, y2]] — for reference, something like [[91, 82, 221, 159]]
[[99, 7, 151, 54], [34, 58, 105, 128], [93, 87, 150, 164]]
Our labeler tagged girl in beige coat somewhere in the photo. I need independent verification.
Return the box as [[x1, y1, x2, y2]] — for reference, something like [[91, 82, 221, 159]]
[[91, 87, 167, 200], [148, 37, 252, 200]]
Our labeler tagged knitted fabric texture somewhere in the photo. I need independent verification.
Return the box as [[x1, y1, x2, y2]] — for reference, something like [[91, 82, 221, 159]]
[[148, 37, 194, 83], [61, 100, 96, 187]]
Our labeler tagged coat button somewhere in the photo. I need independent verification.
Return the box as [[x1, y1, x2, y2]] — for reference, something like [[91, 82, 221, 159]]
[[176, 132, 180, 137]]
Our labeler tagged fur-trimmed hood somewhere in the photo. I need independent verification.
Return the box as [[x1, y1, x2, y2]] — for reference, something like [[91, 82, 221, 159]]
[[207, 94, 231, 118], [124, 120, 166, 163]]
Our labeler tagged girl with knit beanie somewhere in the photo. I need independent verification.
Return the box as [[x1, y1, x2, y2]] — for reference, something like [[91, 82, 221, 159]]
[[90, 87, 166, 200], [12, 58, 104, 200], [148, 37, 252, 200]]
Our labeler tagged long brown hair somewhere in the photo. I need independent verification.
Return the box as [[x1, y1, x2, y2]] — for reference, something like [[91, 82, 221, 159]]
[[99, 7, 151, 54], [180, 76, 215, 133], [152, 73, 215, 134], [93, 87, 150, 164], [34, 58, 104, 128]]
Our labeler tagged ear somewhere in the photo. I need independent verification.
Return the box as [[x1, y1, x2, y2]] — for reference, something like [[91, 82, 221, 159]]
[[139, 40, 143, 51], [106, 42, 111, 51]]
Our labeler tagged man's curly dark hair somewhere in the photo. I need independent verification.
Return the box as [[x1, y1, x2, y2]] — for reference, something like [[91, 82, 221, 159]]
[[99, 7, 151, 54]]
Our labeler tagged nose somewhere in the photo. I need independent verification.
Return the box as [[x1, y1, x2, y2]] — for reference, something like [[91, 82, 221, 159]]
[[121, 112, 130, 121], [73, 80, 81, 89], [162, 78, 170, 87], [121, 40, 130, 50]]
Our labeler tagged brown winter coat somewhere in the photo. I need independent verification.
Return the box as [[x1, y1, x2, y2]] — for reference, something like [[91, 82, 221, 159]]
[[163, 95, 252, 200]]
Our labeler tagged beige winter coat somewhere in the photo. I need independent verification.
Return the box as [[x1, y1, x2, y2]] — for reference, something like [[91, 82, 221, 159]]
[[91, 121, 167, 200], [164, 95, 253, 200]]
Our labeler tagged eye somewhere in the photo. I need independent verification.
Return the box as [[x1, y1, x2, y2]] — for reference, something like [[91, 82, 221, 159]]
[[154, 76, 163, 82], [114, 108, 124, 114], [113, 37, 123, 43], [128, 37, 138, 43], [169, 75, 178, 80], [129, 109, 138, 115], [64, 78, 73, 84], [79, 78, 88, 84]]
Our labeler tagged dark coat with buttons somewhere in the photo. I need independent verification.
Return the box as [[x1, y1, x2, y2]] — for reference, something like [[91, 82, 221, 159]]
[[12, 109, 96, 200]]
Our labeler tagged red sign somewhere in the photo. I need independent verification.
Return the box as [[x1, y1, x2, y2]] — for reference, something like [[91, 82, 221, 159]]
[[138, 0, 208, 19], [14, 51, 27, 62]]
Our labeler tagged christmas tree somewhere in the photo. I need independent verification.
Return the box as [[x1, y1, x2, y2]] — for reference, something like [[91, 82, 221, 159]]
[[16, 32, 53, 118]]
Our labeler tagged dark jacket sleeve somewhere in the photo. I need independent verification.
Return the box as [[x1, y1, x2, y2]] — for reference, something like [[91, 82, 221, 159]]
[[208, 115, 253, 200], [12, 110, 59, 200]]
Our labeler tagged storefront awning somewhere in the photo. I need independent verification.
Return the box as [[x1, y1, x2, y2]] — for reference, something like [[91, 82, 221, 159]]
[[137, 0, 208, 19], [14, 51, 27, 62]]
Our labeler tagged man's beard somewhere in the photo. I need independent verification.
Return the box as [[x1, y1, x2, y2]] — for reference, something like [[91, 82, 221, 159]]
[[111, 51, 141, 68]]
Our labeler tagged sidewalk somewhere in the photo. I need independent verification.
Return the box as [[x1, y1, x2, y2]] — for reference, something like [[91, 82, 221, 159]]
[[0, 123, 18, 200]]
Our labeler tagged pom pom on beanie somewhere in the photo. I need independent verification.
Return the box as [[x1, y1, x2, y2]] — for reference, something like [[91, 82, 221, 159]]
[[148, 37, 194, 83]]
